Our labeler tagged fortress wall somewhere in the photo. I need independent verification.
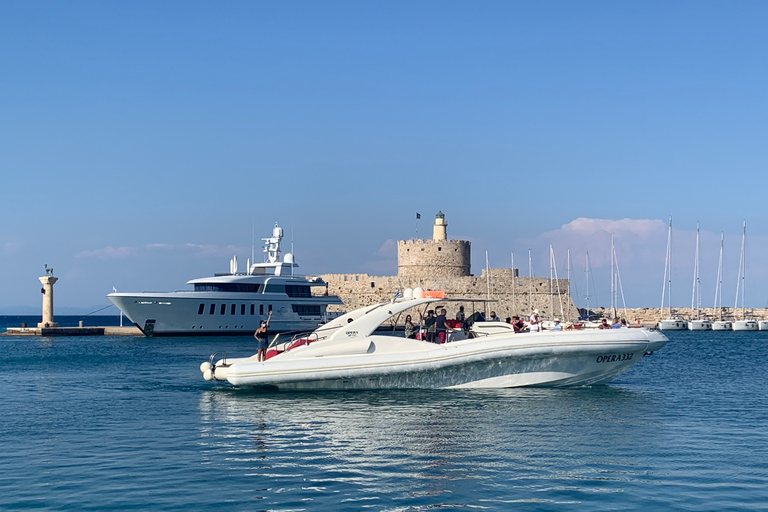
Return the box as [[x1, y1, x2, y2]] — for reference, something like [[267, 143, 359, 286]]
[[319, 272, 580, 322]]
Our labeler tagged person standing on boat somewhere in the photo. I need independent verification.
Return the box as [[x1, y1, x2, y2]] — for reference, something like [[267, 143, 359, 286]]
[[456, 306, 466, 331], [512, 316, 525, 332], [435, 308, 449, 344], [404, 314, 416, 339], [421, 310, 437, 342], [254, 310, 273, 361], [529, 310, 541, 332]]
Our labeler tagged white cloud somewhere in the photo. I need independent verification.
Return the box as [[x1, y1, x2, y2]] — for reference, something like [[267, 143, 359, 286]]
[[2, 242, 20, 255], [377, 239, 397, 257], [76, 246, 136, 259]]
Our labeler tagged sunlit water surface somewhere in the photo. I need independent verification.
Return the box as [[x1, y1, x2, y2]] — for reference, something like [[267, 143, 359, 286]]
[[1, 327, 767, 511]]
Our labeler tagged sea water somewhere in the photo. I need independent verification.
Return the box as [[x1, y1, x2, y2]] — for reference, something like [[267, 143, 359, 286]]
[[1, 325, 767, 511]]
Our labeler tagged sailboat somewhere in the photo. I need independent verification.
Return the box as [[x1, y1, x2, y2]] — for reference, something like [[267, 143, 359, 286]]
[[711, 232, 732, 331], [688, 224, 711, 330], [658, 217, 686, 330], [732, 221, 758, 331]]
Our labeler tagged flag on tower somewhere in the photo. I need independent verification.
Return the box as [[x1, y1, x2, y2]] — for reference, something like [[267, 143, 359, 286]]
[[416, 213, 421, 219]]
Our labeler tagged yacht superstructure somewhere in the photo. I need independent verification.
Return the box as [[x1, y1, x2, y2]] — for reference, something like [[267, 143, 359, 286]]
[[108, 224, 343, 336]]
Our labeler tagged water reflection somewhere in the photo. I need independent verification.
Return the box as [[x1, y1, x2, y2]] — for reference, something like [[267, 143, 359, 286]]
[[197, 387, 665, 510]]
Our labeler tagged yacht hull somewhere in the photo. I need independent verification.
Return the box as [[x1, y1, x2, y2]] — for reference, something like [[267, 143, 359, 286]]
[[211, 330, 667, 391], [108, 293, 333, 336], [658, 319, 686, 330], [733, 320, 759, 331], [711, 321, 733, 331], [687, 320, 712, 331]]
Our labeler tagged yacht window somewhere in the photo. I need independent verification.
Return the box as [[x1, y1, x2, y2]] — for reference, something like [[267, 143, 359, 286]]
[[209, 304, 216, 315], [260, 304, 264, 315], [285, 285, 311, 298], [198, 304, 205, 315], [193, 283, 262, 293], [230, 304, 236, 315], [220, 304, 226, 315], [292, 304, 321, 315], [250, 304, 255, 315], [240, 304, 245, 315], [264, 283, 285, 294]]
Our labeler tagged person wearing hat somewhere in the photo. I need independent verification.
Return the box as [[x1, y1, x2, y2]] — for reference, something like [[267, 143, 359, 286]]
[[552, 318, 562, 331], [529, 309, 541, 332]]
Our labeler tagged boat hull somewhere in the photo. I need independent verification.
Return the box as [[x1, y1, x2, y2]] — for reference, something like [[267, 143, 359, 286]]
[[213, 330, 667, 391], [759, 321, 768, 331], [658, 319, 686, 330], [733, 320, 759, 331], [108, 293, 335, 336], [687, 320, 712, 331], [711, 321, 732, 331]]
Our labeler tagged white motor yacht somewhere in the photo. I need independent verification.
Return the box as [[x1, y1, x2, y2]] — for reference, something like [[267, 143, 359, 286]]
[[200, 296, 668, 391], [108, 224, 343, 336]]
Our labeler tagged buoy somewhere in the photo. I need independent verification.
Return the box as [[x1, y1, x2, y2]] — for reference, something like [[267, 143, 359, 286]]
[[203, 369, 213, 381], [200, 361, 212, 373]]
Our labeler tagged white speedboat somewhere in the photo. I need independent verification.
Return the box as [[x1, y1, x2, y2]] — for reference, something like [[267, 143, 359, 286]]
[[200, 296, 668, 390], [711, 320, 733, 331], [658, 317, 687, 330], [108, 224, 343, 336]]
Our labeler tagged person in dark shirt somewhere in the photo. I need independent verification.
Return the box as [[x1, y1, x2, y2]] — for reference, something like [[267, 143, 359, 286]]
[[512, 315, 525, 332], [435, 308, 448, 344]]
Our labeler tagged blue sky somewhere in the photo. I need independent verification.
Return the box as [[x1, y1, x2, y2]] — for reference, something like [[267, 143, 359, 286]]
[[1, 1, 766, 313]]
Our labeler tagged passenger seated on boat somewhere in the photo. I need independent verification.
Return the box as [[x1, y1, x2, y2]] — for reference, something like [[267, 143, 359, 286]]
[[552, 318, 562, 331], [599, 318, 610, 329], [611, 318, 621, 329], [489, 311, 500, 322]]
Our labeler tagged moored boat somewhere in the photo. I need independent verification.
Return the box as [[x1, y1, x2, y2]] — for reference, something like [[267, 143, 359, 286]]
[[108, 223, 343, 336], [200, 295, 668, 391]]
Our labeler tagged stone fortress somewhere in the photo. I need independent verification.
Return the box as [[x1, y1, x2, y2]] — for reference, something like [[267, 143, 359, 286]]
[[319, 212, 580, 322]]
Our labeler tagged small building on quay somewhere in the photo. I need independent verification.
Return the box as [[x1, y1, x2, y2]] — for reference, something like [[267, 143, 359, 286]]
[[320, 212, 579, 322]]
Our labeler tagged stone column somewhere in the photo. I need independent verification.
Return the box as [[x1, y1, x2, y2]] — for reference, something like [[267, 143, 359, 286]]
[[38, 275, 59, 328]]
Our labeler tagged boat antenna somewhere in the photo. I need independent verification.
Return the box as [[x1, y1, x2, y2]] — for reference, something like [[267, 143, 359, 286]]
[[550, 245, 565, 321], [291, 220, 295, 278], [511, 252, 515, 317], [528, 249, 533, 314], [251, 220, 255, 273], [485, 250, 491, 317]]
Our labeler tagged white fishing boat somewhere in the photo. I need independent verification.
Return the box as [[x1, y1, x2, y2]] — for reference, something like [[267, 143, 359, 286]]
[[732, 222, 758, 331], [688, 224, 711, 331], [658, 217, 686, 330], [108, 223, 343, 336], [711, 232, 732, 331], [200, 292, 669, 390]]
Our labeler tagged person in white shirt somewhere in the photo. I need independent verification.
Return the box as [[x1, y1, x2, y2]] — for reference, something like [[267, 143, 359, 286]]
[[529, 309, 541, 332]]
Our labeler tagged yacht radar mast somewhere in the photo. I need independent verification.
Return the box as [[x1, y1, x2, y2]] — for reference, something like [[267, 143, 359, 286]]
[[263, 223, 284, 264]]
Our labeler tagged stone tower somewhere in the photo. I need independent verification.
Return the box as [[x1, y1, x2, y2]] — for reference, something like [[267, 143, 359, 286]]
[[397, 211, 471, 278]]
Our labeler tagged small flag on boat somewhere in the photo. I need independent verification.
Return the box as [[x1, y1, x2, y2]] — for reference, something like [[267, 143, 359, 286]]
[[393, 289, 403, 302], [416, 213, 421, 219]]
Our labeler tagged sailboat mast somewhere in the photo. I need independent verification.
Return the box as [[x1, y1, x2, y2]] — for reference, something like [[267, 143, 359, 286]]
[[528, 249, 533, 315], [714, 232, 723, 320]]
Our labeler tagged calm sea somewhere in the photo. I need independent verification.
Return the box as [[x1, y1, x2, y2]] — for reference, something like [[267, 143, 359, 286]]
[[1, 324, 767, 511]]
